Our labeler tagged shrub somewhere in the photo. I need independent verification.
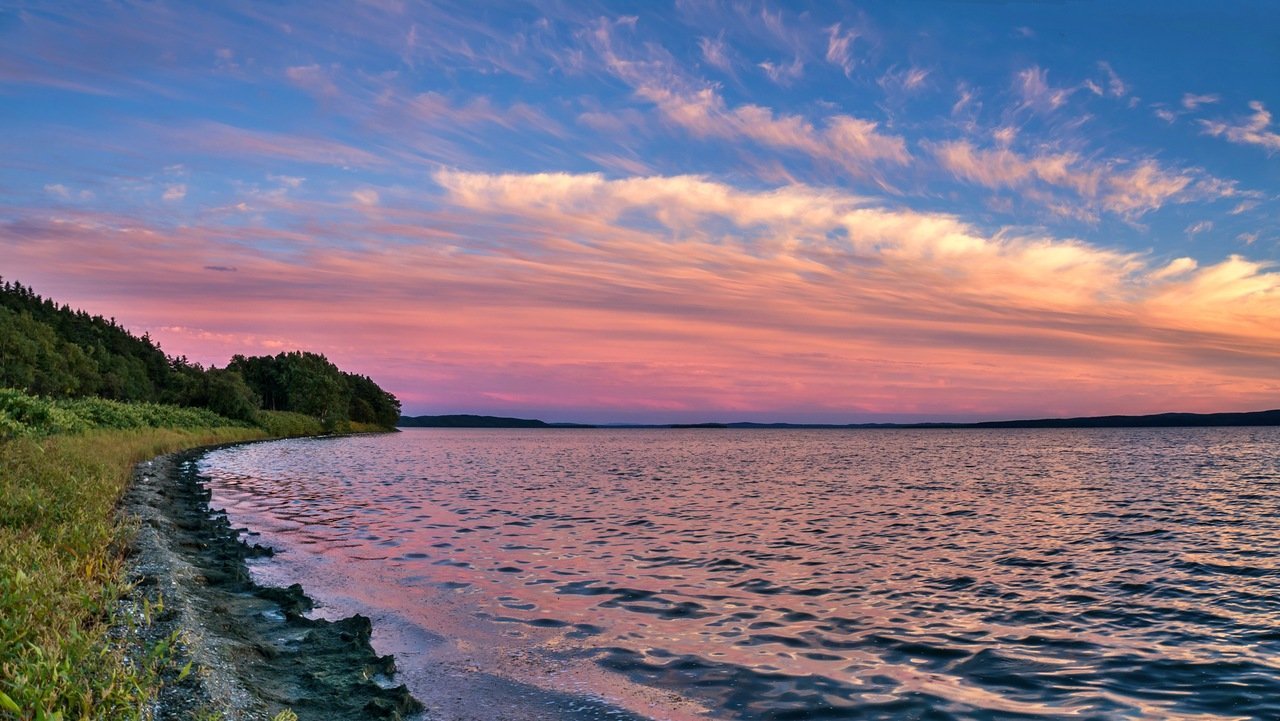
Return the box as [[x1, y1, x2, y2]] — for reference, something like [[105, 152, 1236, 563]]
[[254, 410, 325, 438], [0, 389, 248, 439]]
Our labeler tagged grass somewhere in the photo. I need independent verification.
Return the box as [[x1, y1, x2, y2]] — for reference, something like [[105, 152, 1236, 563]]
[[254, 410, 390, 438], [0, 389, 396, 718], [0, 426, 269, 719], [253, 410, 324, 438], [0, 390, 247, 439], [0, 389, 395, 442]]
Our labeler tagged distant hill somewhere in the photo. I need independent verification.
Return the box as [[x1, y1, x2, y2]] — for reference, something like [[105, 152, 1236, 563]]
[[724, 410, 1280, 428], [958, 409, 1280, 429], [731, 410, 1280, 429], [403, 409, 1280, 429], [398, 414, 593, 428]]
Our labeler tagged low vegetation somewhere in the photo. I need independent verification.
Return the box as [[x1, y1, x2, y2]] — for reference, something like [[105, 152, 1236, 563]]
[[0, 389, 243, 439], [0, 426, 266, 719], [0, 277, 404, 718]]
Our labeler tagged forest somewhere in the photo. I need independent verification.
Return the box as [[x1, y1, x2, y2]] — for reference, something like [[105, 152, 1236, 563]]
[[0, 277, 400, 429]]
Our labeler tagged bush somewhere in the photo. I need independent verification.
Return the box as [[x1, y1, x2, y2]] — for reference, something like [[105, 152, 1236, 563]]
[[0, 389, 247, 439], [0, 388, 90, 437], [254, 410, 325, 438]]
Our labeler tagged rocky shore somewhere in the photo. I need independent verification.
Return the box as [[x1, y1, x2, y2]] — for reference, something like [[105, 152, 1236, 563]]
[[116, 446, 423, 720]]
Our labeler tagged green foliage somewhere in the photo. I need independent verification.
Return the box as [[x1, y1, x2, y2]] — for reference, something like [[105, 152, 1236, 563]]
[[176, 368, 261, 423], [0, 278, 400, 430], [344, 372, 401, 428], [0, 389, 91, 436], [0, 427, 266, 720], [230, 352, 400, 431], [0, 389, 246, 440], [0, 307, 97, 397], [0, 279, 171, 403], [253, 410, 326, 438]]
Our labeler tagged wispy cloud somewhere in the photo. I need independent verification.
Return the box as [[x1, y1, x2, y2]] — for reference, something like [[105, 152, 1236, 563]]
[[1097, 61, 1127, 98], [824, 23, 860, 77], [697, 35, 733, 72], [268, 174, 306, 189], [878, 66, 930, 95], [352, 188, 380, 206], [1185, 220, 1213, 239], [1016, 66, 1071, 112], [1200, 101, 1280, 154], [1182, 92, 1220, 110], [169, 122, 387, 167], [7, 166, 1278, 419], [636, 84, 908, 176], [931, 141, 1236, 218], [589, 19, 906, 181], [284, 64, 342, 99], [951, 83, 978, 118], [758, 56, 804, 85]]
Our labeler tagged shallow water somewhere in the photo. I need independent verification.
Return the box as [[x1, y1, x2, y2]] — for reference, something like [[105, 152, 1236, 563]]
[[201, 428, 1280, 720]]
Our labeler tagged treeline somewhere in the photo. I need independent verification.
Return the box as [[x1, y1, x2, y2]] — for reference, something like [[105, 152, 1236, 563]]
[[0, 278, 399, 430], [228, 352, 400, 428]]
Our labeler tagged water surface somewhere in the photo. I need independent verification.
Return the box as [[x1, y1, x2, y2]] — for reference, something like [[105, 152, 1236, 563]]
[[202, 428, 1280, 720]]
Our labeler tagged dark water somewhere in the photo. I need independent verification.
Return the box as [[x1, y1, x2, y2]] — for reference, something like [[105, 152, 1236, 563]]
[[201, 428, 1280, 720]]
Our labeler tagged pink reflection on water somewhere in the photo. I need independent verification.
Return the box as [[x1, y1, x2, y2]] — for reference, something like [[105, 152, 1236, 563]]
[[204, 428, 1280, 720]]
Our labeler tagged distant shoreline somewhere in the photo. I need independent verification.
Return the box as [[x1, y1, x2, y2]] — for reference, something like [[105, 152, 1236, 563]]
[[399, 408, 1280, 430]]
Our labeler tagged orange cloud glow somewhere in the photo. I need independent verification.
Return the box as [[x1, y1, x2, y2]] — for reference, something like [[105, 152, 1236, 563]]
[[5, 170, 1277, 422]]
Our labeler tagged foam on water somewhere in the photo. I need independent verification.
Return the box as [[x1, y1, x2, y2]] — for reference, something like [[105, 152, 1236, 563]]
[[202, 428, 1280, 720]]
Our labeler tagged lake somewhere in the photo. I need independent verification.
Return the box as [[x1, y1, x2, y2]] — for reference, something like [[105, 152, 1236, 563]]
[[201, 428, 1280, 720]]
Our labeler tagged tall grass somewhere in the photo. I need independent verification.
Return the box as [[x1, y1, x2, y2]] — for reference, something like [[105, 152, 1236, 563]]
[[0, 389, 393, 718], [252, 410, 325, 438], [253, 410, 391, 438], [0, 389, 246, 439], [0, 427, 268, 719]]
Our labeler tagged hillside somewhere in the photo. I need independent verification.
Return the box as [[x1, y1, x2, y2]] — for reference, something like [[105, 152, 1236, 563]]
[[0, 277, 399, 430]]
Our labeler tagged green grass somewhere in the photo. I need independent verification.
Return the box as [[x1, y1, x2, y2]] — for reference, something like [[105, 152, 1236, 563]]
[[0, 389, 247, 439], [253, 410, 325, 438], [253, 410, 391, 438], [0, 390, 396, 442], [0, 427, 267, 719], [0, 389, 394, 718]]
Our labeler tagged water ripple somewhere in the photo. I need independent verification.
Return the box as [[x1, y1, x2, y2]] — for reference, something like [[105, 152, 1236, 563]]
[[202, 428, 1280, 719]]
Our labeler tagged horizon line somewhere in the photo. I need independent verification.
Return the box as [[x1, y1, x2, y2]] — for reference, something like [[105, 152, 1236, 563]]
[[398, 407, 1280, 428]]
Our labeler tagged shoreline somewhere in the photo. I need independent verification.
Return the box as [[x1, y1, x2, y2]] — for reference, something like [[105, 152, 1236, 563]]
[[117, 442, 423, 720]]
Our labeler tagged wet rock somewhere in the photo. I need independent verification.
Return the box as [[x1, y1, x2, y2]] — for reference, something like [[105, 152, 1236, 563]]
[[117, 446, 424, 720]]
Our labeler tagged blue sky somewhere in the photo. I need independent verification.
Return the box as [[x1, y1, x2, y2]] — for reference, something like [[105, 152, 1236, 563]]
[[2, 1, 1278, 422]]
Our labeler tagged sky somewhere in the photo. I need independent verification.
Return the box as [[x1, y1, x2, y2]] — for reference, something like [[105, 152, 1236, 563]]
[[1, 1, 1278, 423]]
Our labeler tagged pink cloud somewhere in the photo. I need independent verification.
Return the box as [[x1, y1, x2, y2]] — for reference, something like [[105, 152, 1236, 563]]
[[170, 122, 387, 167], [697, 35, 733, 73], [825, 23, 859, 77], [1016, 66, 1071, 112], [931, 141, 1235, 218], [589, 18, 907, 180], [4, 171, 1277, 422], [1200, 101, 1280, 154], [758, 56, 804, 85]]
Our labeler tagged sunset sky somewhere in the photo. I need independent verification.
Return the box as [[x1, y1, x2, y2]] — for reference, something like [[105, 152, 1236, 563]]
[[3, 1, 1278, 423]]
